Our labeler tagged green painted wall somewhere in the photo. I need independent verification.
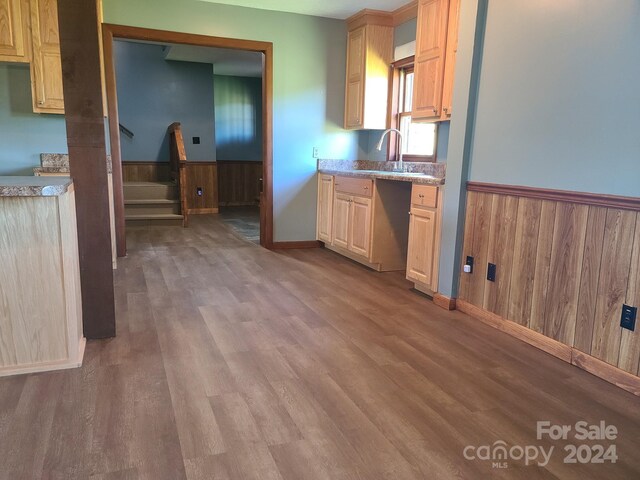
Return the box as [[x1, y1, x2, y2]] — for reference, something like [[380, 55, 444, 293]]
[[214, 75, 262, 161], [0, 65, 68, 175], [103, 0, 360, 242], [469, 0, 640, 197], [114, 41, 217, 162]]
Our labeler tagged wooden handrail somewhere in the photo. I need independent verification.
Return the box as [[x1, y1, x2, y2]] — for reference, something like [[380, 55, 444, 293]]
[[168, 122, 188, 227]]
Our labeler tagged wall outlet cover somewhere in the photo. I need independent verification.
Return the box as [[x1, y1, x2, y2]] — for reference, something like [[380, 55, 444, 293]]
[[465, 256, 474, 274], [487, 263, 496, 282], [621, 304, 637, 331], [193, 136, 201, 144]]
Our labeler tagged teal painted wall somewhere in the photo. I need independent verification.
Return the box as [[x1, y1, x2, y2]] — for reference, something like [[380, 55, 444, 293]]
[[114, 41, 216, 162], [394, 18, 417, 47], [0, 65, 68, 175], [214, 75, 262, 161], [468, 0, 640, 196], [103, 0, 359, 241]]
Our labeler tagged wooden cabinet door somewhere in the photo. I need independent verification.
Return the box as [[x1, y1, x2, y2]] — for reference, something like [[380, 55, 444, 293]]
[[30, 0, 64, 114], [412, 0, 449, 121], [317, 174, 334, 242], [332, 193, 350, 250], [0, 0, 28, 62], [344, 26, 365, 129], [441, 0, 460, 119], [348, 195, 372, 258], [406, 207, 437, 287]]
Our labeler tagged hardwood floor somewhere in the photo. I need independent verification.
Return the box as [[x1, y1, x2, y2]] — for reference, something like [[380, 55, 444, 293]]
[[0, 215, 639, 479]]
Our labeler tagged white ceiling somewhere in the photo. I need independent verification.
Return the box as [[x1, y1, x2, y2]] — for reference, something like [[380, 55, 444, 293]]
[[165, 44, 263, 77], [197, 0, 409, 20]]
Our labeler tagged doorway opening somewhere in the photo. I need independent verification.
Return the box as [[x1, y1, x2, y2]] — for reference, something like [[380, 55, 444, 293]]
[[102, 25, 273, 254]]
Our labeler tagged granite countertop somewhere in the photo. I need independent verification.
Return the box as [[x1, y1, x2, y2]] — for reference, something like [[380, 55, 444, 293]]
[[318, 168, 445, 185], [318, 159, 446, 186], [0, 177, 73, 197], [36, 153, 113, 175]]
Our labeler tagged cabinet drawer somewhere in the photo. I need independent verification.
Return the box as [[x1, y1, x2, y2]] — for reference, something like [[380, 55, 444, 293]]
[[411, 185, 438, 208], [334, 176, 373, 198]]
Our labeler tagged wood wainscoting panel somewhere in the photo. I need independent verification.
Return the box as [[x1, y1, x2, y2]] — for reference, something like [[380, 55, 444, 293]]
[[619, 213, 640, 374], [217, 161, 262, 206], [543, 202, 588, 345], [458, 191, 477, 301], [529, 200, 556, 334], [459, 182, 640, 384], [508, 198, 542, 326], [590, 209, 636, 365], [122, 162, 171, 182], [483, 194, 518, 317], [185, 162, 218, 214], [467, 192, 493, 307], [574, 206, 607, 353]]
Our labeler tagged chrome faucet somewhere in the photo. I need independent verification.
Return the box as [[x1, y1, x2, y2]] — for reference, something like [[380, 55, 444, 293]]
[[376, 128, 404, 172]]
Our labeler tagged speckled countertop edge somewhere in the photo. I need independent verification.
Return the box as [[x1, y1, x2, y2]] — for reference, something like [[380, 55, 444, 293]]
[[318, 169, 445, 186], [39, 153, 113, 174], [0, 177, 73, 197]]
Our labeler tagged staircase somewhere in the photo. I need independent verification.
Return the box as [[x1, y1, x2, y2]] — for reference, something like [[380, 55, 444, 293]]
[[124, 181, 184, 226]]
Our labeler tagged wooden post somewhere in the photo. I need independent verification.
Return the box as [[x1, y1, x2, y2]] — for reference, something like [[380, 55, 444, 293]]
[[57, 0, 116, 338]]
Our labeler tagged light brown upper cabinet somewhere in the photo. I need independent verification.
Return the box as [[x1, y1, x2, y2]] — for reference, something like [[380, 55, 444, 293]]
[[344, 11, 393, 130], [29, 0, 64, 114], [0, 0, 29, 62], [412, 0, 459, 122], [440, 0, 460, 119]]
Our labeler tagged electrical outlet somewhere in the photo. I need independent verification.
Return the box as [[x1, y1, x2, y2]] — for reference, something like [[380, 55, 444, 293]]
[[621, 304, 637, 331], [196, 187, 203, 196], [192, 136, 200, 145], [464, 256, 474, 274], [487, 263, 496, 282], [312, 147, 319, 158]]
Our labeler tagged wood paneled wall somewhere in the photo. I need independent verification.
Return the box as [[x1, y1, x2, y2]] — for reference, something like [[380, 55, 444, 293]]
[[122, 162, 171, 182], [122, 161, 218, 213], [217, 160, 262, 206], [185, 162, 218, 214], [459, 184, 640, 378]]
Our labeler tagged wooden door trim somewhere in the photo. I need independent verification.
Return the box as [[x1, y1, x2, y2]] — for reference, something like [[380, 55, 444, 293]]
[[467, 182, 640, 212], [102, 24, 274, 252]]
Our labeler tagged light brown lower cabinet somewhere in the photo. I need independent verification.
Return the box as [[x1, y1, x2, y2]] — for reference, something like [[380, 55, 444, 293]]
[[331, 192, 351, 249], [318, 174, 412, 272], [406, 184, 443, 294], [348, 195, 372, 257], [316, 174, 334, 242]]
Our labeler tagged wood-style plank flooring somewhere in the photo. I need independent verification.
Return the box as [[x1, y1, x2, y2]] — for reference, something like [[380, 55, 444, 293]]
[[1, 215, 639, 479]]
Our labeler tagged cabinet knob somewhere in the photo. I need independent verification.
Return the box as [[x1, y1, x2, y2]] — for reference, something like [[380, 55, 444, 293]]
[[363, 186, 368, 190], [443, 107, 449, 113], [408, 212, 412, 216]]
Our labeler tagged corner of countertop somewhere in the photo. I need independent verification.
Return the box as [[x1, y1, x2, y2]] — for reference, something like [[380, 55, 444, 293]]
[[0, 176, 73, 197]]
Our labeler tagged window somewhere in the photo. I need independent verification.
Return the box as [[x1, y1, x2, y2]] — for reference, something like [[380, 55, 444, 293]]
[[388, 57, 437, 162]]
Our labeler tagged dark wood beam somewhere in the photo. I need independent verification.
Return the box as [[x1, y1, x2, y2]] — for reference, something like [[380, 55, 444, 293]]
[[57, 0, 116, 338]]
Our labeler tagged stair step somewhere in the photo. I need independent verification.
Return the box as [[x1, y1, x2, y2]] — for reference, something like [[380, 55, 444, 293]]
[[125, 213, 184, 227], [124, 181, 178, 201], [125, 199, 181, 216]]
